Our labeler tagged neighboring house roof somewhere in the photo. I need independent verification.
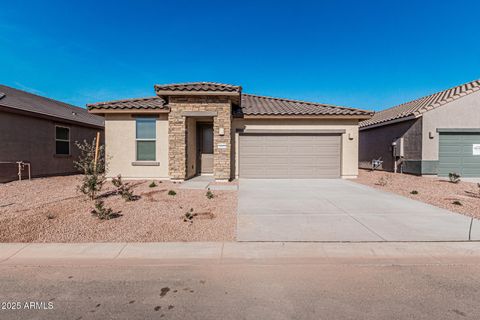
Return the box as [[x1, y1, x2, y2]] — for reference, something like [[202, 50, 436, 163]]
[[87, 96, 167, 110], [154, 82, 242, 93], [360, 79, 480, 128], [237, 94, 372, 117], [0, 84, 104, 128]]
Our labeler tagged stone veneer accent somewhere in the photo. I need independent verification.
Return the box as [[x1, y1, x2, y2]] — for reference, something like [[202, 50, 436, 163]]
[[168, 96, 232, 180]]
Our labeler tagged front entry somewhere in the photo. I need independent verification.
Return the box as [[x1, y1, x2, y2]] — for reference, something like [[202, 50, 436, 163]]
[[197, 123, 214, 174]]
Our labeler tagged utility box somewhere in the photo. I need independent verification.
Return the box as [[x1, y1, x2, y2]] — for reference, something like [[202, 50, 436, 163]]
[[393, 137, 404, 157]]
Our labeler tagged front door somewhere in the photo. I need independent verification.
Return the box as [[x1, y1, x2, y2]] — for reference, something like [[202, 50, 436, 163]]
[[197, 124, 214, 174]]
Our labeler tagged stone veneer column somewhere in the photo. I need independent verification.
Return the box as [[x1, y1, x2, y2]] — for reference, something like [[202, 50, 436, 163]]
[[168, 107, 187, 180], [213, 105, 232, 180], [168, 96, 232, 181]]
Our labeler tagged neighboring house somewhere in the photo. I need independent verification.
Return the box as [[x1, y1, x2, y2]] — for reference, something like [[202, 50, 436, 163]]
[[359, 79, 480, 177], [88, 82, 372, 181], [0, 85, 104, 183]]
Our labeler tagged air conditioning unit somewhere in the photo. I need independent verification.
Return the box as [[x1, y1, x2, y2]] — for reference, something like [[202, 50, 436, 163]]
[[392, 138, 404, 157]]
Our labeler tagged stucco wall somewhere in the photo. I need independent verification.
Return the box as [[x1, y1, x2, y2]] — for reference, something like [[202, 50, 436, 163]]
[[422, 90, 480, 161], [104, 113, 169, 179], [359, 118, 422, 173], [232, 118, 360, 178], [0, 110, 102, 182]]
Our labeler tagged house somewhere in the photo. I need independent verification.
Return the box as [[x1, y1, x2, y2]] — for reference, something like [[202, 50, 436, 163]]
[[0, 85, 104, 183], [87, 82, 372, 181], [359, 79, 480, 177]]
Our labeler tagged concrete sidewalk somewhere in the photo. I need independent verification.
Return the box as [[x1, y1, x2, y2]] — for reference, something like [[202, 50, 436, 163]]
[[1, 242, 480, 265]]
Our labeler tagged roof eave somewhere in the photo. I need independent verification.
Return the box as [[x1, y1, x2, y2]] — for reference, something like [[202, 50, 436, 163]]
[[359, 114, 420, 131]]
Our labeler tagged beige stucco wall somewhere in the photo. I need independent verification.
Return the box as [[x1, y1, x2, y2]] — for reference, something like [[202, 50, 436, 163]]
[[232, 118, 360, 178], [104, 113, 169, 179], [422, 90, 480, 161]]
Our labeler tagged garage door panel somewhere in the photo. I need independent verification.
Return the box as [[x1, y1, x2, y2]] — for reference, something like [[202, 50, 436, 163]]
[[239, 133, 341, 178], [439, 132, 480, 177]]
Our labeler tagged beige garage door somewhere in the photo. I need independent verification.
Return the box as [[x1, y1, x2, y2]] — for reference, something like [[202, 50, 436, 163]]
[[239, 134, 341, 178]]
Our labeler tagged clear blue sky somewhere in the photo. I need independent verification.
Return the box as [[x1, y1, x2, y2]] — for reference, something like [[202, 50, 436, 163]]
[[1, 0, 479, 111]]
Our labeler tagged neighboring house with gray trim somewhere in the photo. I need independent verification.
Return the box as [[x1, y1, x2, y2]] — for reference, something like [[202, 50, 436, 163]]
[[0, 85, 104, 183], [88, 82, 372, 181], [359, 79, 480, 177]]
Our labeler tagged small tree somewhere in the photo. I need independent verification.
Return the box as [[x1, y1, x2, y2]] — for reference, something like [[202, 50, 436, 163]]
[[74, 138, 106, 200]]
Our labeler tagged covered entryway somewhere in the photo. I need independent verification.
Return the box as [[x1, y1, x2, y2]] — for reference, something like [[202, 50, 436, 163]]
[[438, 132, 480, 177], [239, 133, 341, 178]]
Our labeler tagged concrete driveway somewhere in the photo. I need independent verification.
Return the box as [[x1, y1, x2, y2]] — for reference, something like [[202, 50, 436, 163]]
[[237, 179, 478, 242]]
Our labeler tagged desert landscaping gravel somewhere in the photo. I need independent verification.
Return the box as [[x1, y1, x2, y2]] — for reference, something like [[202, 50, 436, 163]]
[[0, 175, 236, 242], [354, 169, 480, 219]]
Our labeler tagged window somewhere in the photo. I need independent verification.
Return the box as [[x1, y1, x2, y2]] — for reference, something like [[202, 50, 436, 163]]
[[55, 126, 70, 155], [136, 118, 156, 161]]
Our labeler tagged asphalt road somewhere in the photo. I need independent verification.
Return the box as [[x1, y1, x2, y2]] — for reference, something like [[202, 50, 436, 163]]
[[1, 259, 479, 320]]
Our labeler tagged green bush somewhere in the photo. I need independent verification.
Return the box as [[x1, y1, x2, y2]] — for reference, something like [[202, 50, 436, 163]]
[[452, 200, 462, 206], [112, 174, 136, 201], [206, 190, 214, 199], [149, 181, 157, 188], [92, 200, 116, 220], [168, 190, 177, 196], [410, 190, 419, 195]]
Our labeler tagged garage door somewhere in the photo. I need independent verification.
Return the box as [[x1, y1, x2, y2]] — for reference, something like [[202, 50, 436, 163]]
[[439, 132, 480, 177], [239, 134, 341, 178]]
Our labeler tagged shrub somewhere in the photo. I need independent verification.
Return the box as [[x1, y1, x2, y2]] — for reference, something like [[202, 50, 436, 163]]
[[184, 208, 196, 222], [410, 190, 418, 195], [74, 138, 106, 200], [206, 190, 214, 199], [91, 200, 116, 220], [376, 175, 389, 186], [452, 200, 462, 206], [46, 213, 56, 220], [149, 181, 157, 188], [448, 172, 461, 184], [168, 190, 176, 196], [112, 174, 136, 201]]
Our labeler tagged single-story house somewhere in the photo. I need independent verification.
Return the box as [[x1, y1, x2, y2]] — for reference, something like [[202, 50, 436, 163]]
[[0, 84, 104, 183], [88, 82, 372, 181], [359, 79, 480, 177]]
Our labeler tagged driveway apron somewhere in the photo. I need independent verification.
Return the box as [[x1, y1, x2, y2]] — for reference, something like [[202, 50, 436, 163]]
[[237, 179, 475, 242]]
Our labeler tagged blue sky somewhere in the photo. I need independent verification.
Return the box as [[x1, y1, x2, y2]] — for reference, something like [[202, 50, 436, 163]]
[[1, 0, 479, 111]]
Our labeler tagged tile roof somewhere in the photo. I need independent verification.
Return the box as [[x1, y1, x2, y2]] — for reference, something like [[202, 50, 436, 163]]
[[0, 84, 104, 128], [237, 94, 373, 117], [360, 79, 480, 128], [87, 96, 166, 110], [154, 82, 241, 93]]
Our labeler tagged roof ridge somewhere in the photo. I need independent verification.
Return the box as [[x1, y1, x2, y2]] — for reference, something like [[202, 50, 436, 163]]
[[155, 81, 241, 88], [87, 96, 161, 107], [242, 93, 368, 112]]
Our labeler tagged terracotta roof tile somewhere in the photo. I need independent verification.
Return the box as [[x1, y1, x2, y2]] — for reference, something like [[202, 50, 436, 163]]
[[360, 79, 480, 128], [87, 96, 166, 110], [155, 82, 241, 93], [237, 94, 372, 117]]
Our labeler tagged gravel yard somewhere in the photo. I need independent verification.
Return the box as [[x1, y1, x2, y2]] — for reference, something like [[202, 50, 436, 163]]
[[0, 175, 237, 242], [354, 169, 480, 219]]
